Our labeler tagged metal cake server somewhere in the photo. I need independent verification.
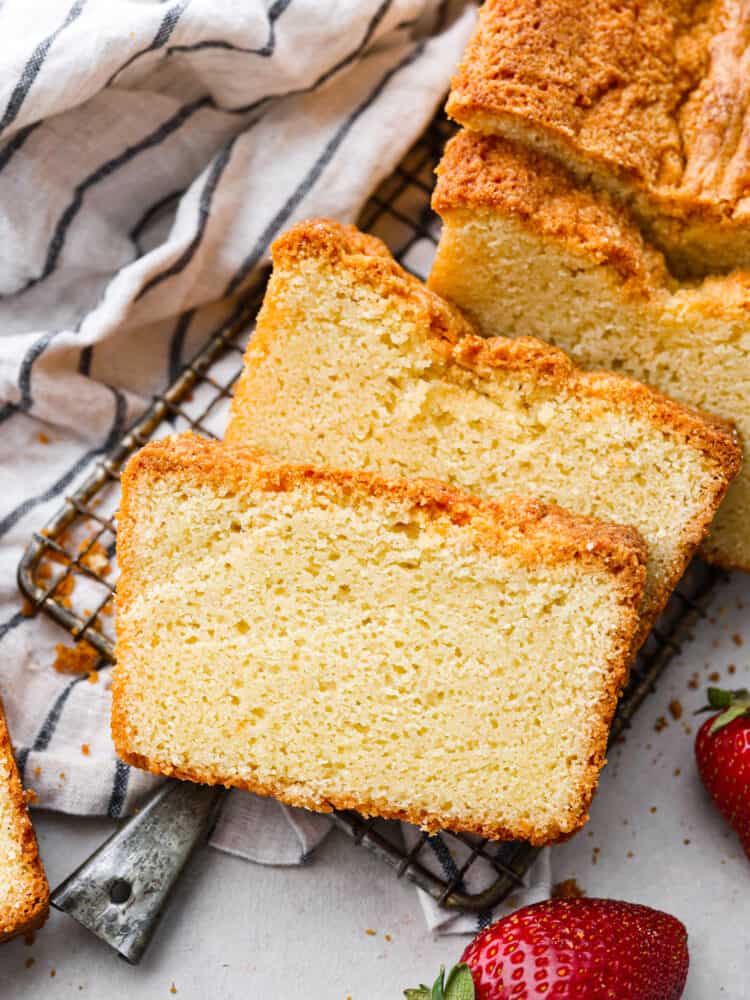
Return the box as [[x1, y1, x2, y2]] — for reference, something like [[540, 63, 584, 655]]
[[51, 780, 226, 964]]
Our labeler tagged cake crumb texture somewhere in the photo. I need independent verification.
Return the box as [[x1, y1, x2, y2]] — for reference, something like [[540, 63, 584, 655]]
[[113, 434, 647, 845], [0, 702, 49, 943], [429, 136, 747, 569], [227, 218, 739, 640]]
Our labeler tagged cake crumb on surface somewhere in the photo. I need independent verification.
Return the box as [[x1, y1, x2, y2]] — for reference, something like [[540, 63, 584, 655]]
[[384, 933, 392, 942], [365, 928, 376, 936], [668, 699, 683, 720], [732, 634, 743, 647], [37, 432, 50, 445], [654, 716, 668, 732], [81, 744, 90, 756], [674, 768, 681, 777], [54, 641, 98, 675], [170, 985, 177, 995], [728, 664, 737, 675], [50, 969, 56, 978], [709, 671, 721, 682], [25, 958, 34, 969], [551, 878, 585, 898], [78, 539, 111, 575], [650, 806, 657, 814]]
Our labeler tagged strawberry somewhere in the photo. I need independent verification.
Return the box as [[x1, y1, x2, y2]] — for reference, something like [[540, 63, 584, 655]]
[[695, 686, 750, 860], [405, 898, 688, 999]]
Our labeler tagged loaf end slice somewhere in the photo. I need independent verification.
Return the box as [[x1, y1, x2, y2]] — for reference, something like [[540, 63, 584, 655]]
[[0, 702, 48, 943]]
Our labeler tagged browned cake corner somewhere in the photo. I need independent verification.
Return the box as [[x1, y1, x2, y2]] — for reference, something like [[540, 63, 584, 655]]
[[446, 0, 750, 275], [429, 130, 748, 570], [113, 433, 647, 845], [432, 131, 671, 293], [0, 702, 49, 943], [228, 217, 740, 633]]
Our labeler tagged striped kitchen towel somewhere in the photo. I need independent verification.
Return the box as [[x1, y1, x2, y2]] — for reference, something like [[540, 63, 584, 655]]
[[0, 0, 550, 933]]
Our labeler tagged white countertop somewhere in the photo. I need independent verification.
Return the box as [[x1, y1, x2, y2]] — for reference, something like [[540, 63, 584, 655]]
[[2, 571, 748, 1000]]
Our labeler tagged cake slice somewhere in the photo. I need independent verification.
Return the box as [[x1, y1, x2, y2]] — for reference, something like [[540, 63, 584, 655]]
[[113, 433, 647, 844], [429, 131, 747, 570], [225, 219, 740, 641], [0, 701, 48, 942], [446, 0, 750, 276]]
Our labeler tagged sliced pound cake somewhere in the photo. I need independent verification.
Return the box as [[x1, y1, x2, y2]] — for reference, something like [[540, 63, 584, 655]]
[[0, 701, 48, 942], [225, 220, 740, 642], [113, 434, 647, 844], [446, 0, 750, 277], [429, 133, 748, 570]]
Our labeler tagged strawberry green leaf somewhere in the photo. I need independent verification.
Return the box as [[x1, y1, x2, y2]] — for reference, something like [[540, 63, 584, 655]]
[[405, 964, 475, 1000], [707, 687, 734, 709], [431, 967, 446, 1000], [443, 964, 475, 1000], [710, 702, 750, 736]]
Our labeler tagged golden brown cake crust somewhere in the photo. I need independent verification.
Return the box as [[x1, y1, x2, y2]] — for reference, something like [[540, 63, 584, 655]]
[[113, 433, 648, 845], [0, 703, 49, 943], [432, 131, 672, 293], [447, 0, 750, 223], [238, 218, 741, 629]]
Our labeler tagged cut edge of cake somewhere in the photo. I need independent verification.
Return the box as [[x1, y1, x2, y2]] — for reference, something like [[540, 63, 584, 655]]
[[227, 218, 741, 634], [429, 132, 747, 570], [113, 433, 648, 844], [0, 702, 48, 943]]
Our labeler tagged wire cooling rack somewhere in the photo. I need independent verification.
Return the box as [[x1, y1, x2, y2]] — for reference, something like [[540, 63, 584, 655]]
[[17, 112, 725, 914]]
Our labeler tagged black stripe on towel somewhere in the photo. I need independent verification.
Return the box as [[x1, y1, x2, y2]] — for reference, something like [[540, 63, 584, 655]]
[[129, 188, 185, 256], [4, 95, 213, 299], [167, 0, 293, 58], [224, 38, 424, 297], [107, 759, 130, 818], [0, 0, 86, 139], [0, 385, 127, 541], [167, 309, 195, 385], [78, 345, 93, 375], [17, 675, 88, 781], [226, 0, 393, 117], [106, 0, 191, 86], [0, 610, 26, 643], [0, 121, 40, 175], [135, 134, 238, 301]]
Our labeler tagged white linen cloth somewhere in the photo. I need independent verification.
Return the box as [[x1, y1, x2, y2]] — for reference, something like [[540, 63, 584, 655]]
[[0, 0, 549, 933]]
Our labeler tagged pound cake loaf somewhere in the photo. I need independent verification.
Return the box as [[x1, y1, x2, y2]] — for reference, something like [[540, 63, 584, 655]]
[[0, 701, 48, 942], [446, 0, 750, 277], [226, 220, 740, 641], [429, 132, 748, 570], [113, 433, 647, 844]]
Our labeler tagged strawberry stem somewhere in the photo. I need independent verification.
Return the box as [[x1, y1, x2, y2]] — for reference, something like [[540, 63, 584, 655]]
[[404, 964, 475, 1000], [695, 687, 750, 735]]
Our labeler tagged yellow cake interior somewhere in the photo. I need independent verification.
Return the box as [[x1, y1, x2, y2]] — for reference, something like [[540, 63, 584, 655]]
[[429, 138, 748, 570], [226, 222, 739, 639], [114, 439, 644, 844]]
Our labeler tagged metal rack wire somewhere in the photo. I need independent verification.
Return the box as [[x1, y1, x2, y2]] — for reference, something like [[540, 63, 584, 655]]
[[17, 112, 725, 914]]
